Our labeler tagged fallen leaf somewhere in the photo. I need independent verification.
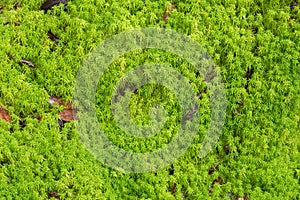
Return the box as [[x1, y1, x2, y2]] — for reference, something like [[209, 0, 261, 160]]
[[49, 96, 63, 107], [162, 4, 176, 23], [59, 108, 76, 122], [49, 96, 72, 109], [0, 107, 12, 122], [49, 96, 75, 121], [169, 4, 176, 10], [162, 12, 168, 23]]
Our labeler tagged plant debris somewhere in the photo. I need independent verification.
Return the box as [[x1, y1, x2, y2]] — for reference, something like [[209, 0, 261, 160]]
[[57, 118, 65, 129], [3, 21, 20, 26], [14, 4, 22, 9], [290, 1, 298, 11], [197, 87, 207, 100], [19, 60, 35, 68], [162, 4, 176, 23], [235, 195, 250, 200], [233, 101, 243, 117], [208, 165, 219, 175], [113, 82, 137, 103], [59, 108, 76, 122], [205, 66, 216, 83], [224, 145, 231, 154], [244, 68, 254, 93], [0, 107, 12, 122], [182, 104, 198, 121], [19, 120, 26, 130], [169, 164, 175, 175], [7, 54, 14, 60], [181, 87, 207, 123], [49, 96, 64, 107], [49, 96, 76, 122], [244, 68, 254, 80], [48, 191, 60, 199], [209, 177, 223, 193], [171, 183, 176, 194], [212, 177, 222, 185], [33, 115, 42, 123], [41, 0, 68, 12], [47, 30, 59, 44]]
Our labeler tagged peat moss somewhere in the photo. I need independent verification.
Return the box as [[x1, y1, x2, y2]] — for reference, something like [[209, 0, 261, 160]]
[[0, 0, 299, 199]]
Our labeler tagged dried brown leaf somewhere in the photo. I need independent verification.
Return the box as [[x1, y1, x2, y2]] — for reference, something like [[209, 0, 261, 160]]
[[162, 4, 176, 23], [49, 96, 74, 121], [0, 107, 12, 122], [59, 109, 76, 122], [49, 96, 72, 109], [49, 96, 63, 107]]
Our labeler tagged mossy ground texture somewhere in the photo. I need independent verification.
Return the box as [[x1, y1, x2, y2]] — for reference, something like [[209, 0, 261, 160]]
[[0, 0, 300, 199]]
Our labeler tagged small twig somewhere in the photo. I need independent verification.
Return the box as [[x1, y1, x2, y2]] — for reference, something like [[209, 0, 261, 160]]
[[47, 30, 59, 44], [205, 66, 216, 83], [19, 59, 35, 68], [244, 68, 254, 93], [182, 104, 198, 121]]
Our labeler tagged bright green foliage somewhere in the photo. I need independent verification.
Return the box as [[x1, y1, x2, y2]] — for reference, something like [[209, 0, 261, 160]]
[[0, 0, 299, 199]]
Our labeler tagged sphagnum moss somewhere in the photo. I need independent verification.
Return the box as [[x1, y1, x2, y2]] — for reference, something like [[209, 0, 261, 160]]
[[0, 0, 299, 199]]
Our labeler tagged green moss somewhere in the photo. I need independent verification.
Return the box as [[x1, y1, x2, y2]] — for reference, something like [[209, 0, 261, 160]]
[[0, 0, 299, 199]]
